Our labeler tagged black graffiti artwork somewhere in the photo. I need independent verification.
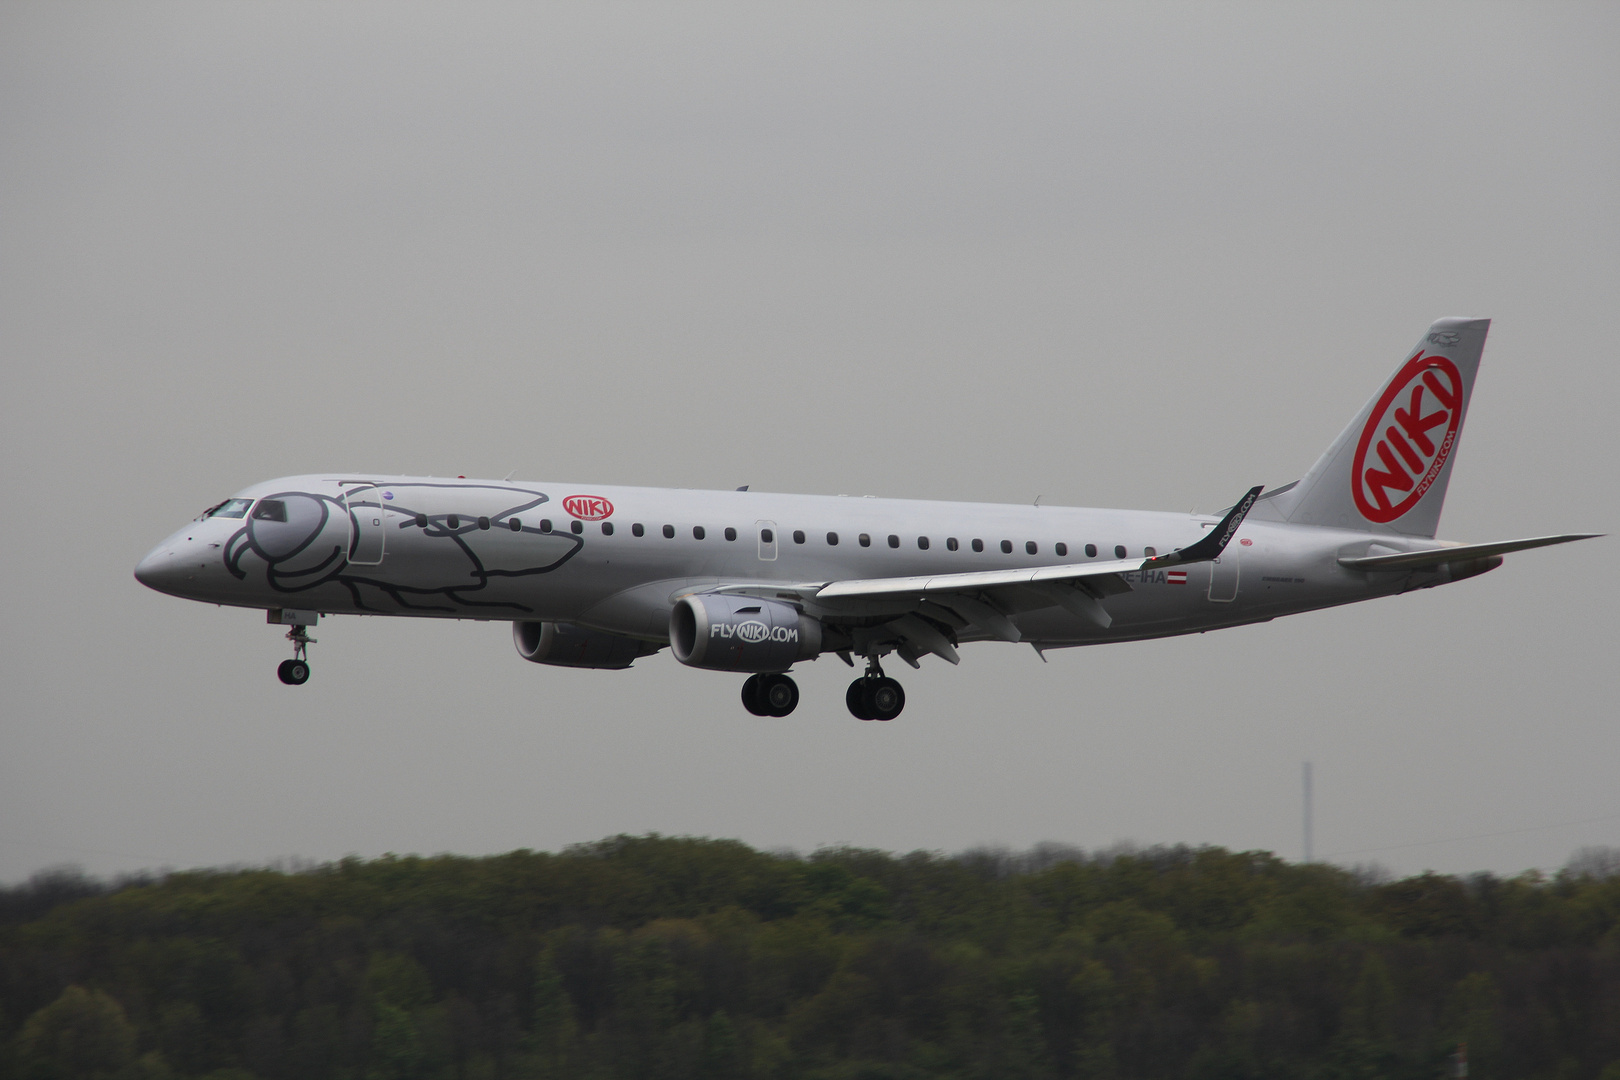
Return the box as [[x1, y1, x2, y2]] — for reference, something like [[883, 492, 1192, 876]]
[[223, 483, 583, 614]]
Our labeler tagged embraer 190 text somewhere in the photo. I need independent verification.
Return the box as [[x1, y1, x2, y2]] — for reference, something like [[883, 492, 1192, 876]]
[[136, 318, 1597, 720]]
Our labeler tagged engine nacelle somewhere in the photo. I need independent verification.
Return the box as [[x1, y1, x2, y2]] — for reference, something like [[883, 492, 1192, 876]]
[[669, 595, 822, 672], [512, 621, 662, 670]]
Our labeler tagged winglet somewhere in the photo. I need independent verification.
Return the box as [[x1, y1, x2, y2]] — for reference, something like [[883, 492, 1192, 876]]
[[1142, 486, 1264, 569]]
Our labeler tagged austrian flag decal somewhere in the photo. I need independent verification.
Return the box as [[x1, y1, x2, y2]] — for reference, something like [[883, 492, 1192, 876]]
[[1166, 570, 1188, 585], [1351, 353, 1463, 524], [562, 495, 614, 521]]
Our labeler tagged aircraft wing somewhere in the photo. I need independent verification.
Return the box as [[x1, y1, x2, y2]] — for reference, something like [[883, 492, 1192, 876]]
[[814, 484, 1262, 608], [811, 557, 1144, 601], [708, 558, 1139, 649], [707, 485, 1265, 658], [1337, 532, 1602, 571]]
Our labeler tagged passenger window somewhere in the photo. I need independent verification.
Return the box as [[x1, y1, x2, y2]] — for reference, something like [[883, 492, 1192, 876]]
[[1025, 541, 1037, 555], [1145, 546, 1156, 557], [478, 516, 491, 530], [946, 537, 958, 551], [509, 518, 521, 531], [972, 539, 984, 552], [253, 500, 288, 523], [793, 530, 806, 544], [827, 532, 839, 546], [541, 519, 553, 533], [859, 533, 871, 547], [208, 499, 253, 519], [883, 534, 896, 548], [1056, 542, 1067, 556], [415, 513, 429, 528], [603, 522, 615, 536], [571, 520, 583, 534], [760, 528, 774, 543], [1085, 543, 1097, 557], [1000, 540, 1013, 554], [447, 514, 461, 529], [917, 536, 929, 550], [724, 527, 737, 541], [632, 523, 644, 537], [1114, 544, 1127, 558], [663, 524, 676, 539], [693, 526, 706, 540]]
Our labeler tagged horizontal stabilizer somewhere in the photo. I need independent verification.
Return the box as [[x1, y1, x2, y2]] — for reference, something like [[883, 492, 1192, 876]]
[[1337, 533, 1601, 571]]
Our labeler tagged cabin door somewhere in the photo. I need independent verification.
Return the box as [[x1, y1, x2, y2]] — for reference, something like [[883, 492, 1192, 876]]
[[344, 484, 387, 565]]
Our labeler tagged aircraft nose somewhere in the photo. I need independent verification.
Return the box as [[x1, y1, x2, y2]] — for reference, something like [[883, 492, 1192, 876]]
[[134, 544, 191, 595]]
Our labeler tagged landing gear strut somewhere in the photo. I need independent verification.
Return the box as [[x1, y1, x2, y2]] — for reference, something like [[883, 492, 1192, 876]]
[[846, 657, 905, 721], [742, 672, 799, 717], [277, 624, 315, 686]]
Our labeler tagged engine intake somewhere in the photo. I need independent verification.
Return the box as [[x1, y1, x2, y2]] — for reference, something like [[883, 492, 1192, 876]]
[[512, 621, 662, 670], [669, 595, 821, 672]]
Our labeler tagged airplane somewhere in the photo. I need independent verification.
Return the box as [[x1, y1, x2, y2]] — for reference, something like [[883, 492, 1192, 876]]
[[135, 318, 1597, 720]]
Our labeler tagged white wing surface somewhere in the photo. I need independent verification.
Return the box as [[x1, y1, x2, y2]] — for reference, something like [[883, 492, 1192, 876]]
[[702, 486, 1267, 663]]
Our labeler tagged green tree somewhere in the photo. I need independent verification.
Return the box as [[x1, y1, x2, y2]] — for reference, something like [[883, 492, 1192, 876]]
[[610, 937, 680, 1080], [366, 951, 433, 1009], [1069, 960, 1117, 1080], [697, 1010, 744, 1080], [1441, 973, 1502, 1078], [529, 947, 579, 1077], [1001, 990, 1052, 1080], [1340, 954, 1396, 1042], [367, 1003, 426, 1080], [16, 985, 137, 1080]]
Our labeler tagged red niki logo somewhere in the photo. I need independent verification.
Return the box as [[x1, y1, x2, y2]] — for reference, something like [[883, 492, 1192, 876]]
[[1351, 353, 1463, 523], [562, 495, 614, 521]]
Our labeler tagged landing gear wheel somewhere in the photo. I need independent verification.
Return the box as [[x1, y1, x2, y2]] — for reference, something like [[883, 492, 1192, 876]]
[[867, 677, 904, 721], [741, 674, 769, 716], [761, 673, 799, 717], [278, 622, 316, 686], [846, 678, 875, 720]]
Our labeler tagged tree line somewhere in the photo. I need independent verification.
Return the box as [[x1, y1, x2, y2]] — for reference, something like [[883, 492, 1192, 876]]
[[1, 836, 1618, 1080]]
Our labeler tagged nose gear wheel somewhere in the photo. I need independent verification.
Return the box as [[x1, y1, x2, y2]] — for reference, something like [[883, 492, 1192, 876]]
[[278, 624, 316, 685]]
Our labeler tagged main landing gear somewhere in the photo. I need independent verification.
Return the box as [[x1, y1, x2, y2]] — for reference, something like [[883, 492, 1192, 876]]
[[740, 660, 907, 720], [277, 624, 315, 686], [742, 672, 799, 716], [846, 658, 905, 722]]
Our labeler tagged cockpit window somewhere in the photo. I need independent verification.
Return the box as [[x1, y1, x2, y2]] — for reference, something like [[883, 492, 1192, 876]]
[[204, 499, 253, 519], [251, 499, 288, 522]]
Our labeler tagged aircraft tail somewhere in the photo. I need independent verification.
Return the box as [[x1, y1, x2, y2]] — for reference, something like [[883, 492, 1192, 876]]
[[1259, 317, 1489, 538]]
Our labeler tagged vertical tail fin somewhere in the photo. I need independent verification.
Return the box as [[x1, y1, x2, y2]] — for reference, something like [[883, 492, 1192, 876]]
[[1261, 317, 1489, 538]]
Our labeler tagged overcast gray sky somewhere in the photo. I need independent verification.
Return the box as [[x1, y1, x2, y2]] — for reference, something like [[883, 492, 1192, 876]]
[[3, 2, 1616, 885]]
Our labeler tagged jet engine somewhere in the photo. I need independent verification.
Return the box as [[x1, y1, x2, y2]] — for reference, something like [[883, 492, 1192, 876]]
[[512, 621, 663, 670], [669, 595, 822, 672]]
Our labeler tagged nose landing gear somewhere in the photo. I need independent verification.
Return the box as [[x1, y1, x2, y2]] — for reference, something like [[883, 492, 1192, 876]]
[[846, 658, 905, 721], [742, 672, 799, 716], [277, 624, 316, 685]]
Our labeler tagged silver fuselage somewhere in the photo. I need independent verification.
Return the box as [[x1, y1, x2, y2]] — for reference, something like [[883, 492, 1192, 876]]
[[135, 475, 1445, 650]]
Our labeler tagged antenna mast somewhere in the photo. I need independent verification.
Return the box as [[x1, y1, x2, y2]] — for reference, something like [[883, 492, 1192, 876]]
[[1303, 761, 1314, 864]]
